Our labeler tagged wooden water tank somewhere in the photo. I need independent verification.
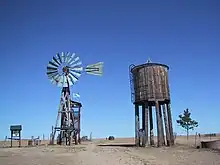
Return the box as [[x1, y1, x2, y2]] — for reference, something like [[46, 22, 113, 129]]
[[131, 62, 170, 104]]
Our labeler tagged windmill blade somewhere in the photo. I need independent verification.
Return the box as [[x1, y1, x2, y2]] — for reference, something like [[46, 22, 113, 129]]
[[61, 52, 66, 64], [67, 75, 74, 86], [49, 61, 59, 68], [70, 61, 82, 68], [67, 53, 76, 64], [69, 71, 80, 82], [56, 53, 62, 64], [50, 74, 61, 86], [48, 72, 59, 79], [47, 66, 57, 71], [57, 75, 65, 87], [85, 62, 104, 76], [52, 56, 60, 65], [65, 52, 72, 64], [51, 75, 61, 85], [61, 52, 65, 63], [70, 67, 83, 72], [47, 70, 58, 76], [70, 70, 81, 78], [47, 71, 59, 78], [50, 74, 60, 84], [50, 78, 56, 85], [69, 56, 80, 66]]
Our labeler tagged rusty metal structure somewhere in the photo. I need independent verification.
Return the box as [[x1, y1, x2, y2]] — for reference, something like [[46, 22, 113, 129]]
[[47, 52, 103, 145], [129, 59, 174, 147]]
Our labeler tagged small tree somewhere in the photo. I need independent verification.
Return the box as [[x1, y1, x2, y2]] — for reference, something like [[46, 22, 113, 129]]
[[176, 108, 198, 140]]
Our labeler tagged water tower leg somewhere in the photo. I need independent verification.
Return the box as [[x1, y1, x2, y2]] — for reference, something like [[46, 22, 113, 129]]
[[141, 104, 145, 147], [155, 101, 163, 147], [135, 104, 140, 146], [149, 106, 154, 146], [162, 104, 170, 146], [166, 103, 174, 145], [159, 104, 165, 145], [142, 102, 149, 147]]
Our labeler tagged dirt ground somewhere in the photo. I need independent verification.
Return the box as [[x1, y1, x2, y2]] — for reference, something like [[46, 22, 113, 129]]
[[0, 137, 220, 165]]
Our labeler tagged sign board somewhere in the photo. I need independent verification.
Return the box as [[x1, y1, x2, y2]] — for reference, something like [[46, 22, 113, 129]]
[[10, 125, 22, 131]]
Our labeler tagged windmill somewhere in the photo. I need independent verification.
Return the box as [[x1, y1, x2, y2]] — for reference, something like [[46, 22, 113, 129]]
[[46, 52, 103, 145]]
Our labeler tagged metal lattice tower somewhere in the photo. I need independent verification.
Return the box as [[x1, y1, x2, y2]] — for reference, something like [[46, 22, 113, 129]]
[[46, 52, 103, 145]]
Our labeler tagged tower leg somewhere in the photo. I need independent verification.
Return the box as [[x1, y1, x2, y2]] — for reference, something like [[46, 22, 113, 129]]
[[135, 104, 140, 146], [166, 103, 174, 145], [143, 102, 149, 147], [142, 104, 145, 147], [155, 101, 162, 147], [162, 104, 170, 146], [78, 107, 81, 144], [149, 106, 154, 146], [159, 104, 165, 145], [75, 132, 78, 145]]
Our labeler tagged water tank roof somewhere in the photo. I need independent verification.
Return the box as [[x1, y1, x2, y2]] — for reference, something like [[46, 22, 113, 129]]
[[131, 62, 169, 72]]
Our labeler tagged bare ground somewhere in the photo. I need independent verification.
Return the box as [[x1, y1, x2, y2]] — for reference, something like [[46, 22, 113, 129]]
[[0, 138, 220, 165]]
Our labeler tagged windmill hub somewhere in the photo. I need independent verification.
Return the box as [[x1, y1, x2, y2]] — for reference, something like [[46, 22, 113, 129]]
[[62, 66, 69, 74]]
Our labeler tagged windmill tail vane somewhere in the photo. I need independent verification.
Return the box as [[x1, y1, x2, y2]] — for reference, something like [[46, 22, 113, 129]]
[[85, 62, 104, 76]]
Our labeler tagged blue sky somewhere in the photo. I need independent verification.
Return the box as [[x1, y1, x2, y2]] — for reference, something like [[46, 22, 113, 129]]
[[0, 0, 219, 140]]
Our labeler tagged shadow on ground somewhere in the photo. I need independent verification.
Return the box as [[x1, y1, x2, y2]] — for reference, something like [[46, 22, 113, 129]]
[[97, 144, 136, 147]]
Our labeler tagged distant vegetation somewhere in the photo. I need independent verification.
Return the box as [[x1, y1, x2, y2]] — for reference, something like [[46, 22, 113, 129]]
[[176, 108, 198, 140]]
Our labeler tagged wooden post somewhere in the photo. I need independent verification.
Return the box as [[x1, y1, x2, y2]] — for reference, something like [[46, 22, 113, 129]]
[[10, 131, 12, 148], [78, 107, 81, 144], [149, 106, 154, 146], [162, 104, 170, 146], [195, 132, 197, 147], [166, 103, 174, 145], [155, 101, 162, 147], [142, 104, 145, 147], [159, 104, 165, 145], [31, 136, 34, 146], [144, 102, 149, 147], [142, 102, 149, 147], [19, 131, 21, 147], [135, 104, 140, 146], [51, 126, 54, 144]]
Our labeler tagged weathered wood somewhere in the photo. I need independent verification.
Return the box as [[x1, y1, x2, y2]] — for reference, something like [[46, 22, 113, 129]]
[[131, 63, 170, 103], [144, 102, 149, 146], [166, 103, 174, 145], [155, 101, 162, 147], [135, 104, 140, 146], [162, 104, 170, 146], [159, 104, 165, 145], [78, 107, 81, 144], [149, 106, 154, 146], [131, 62, 173, 148], [142, 104, 145, 147]]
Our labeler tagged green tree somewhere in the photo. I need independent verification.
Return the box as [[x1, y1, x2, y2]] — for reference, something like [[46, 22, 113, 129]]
[[176, 108, 198, 140]]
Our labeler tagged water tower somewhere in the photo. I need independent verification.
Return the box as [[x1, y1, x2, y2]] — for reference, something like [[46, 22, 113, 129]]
[[129, 60, 174, 147]]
